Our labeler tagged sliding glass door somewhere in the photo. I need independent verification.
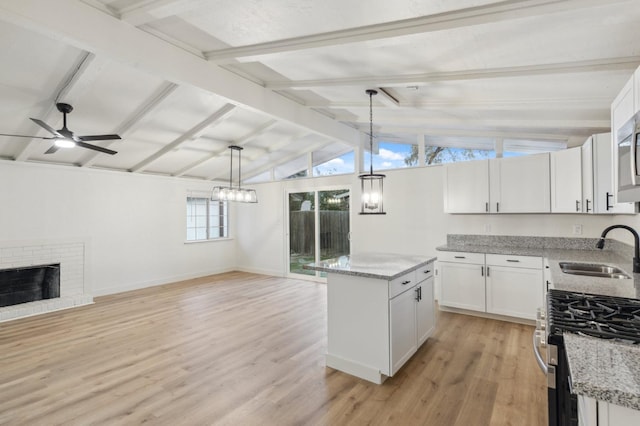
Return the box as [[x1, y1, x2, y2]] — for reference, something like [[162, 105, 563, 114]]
[[287, 188, 350, 279]]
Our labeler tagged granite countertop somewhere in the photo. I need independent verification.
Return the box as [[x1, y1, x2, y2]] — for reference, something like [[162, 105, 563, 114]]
[[437, 234, 640, 410], [564, 333, 640, 411], [304, 253, 436, 280]]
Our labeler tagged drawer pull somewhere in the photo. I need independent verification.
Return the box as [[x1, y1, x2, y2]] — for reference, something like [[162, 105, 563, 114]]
[[423, 269, 431, 274], [401, 280, 411, 285], [454, 256, 466, 259], [506, 259, 520, 263]]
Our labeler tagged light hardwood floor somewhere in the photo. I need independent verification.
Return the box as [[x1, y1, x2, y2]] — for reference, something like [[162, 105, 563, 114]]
[[0, 272, 547, 425]]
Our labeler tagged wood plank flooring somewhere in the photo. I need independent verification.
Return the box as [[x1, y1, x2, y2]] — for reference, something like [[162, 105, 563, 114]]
[[0, 272, 547, 425]]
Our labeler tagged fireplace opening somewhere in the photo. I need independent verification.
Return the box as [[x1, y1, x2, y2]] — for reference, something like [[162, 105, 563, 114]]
[[0, 264, 60, 308]]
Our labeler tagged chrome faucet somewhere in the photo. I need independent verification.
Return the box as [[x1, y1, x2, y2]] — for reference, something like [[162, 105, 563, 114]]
[[596, 225, 640, 273]]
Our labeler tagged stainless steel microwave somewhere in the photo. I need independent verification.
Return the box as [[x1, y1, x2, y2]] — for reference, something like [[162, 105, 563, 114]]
[[617, 114, 640, 202]]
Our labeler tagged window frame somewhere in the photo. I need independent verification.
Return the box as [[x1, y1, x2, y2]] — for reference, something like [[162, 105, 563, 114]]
[[186, 195, 229, 242]]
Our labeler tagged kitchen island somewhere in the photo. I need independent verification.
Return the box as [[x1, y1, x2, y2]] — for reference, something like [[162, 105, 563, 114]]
[[305, 253, 436, 384]]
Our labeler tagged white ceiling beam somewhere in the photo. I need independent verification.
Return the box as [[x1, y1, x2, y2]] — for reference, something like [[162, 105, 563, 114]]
[[80, 81, 178, 167], [241, 139, 331, 181], [267, 56, 640, 90], [204, 0, 628, 63], [308, 97, 612, 111], [15, 51, 108, 161], [206, 130, 312, 180], [173, 119, 278, 177], [130, 103, 236, 172], [0, 0, 359, 146], [335, 116, 610, 130], [375, 88, 400, 109], [379, 126, 574, 142], [118, 0, 203, 26]]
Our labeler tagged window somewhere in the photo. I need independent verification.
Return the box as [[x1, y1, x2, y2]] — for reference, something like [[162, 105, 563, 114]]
[[365, 142, 418, 171], [313, 150, 355, 176], [186, 196, 228, 241]]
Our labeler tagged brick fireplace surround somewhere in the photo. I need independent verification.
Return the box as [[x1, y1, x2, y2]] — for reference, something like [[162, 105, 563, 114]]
[[0, 240, 92, 322]]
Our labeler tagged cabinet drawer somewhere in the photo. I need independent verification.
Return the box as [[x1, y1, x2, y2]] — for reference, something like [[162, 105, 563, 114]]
[[389, 270, 417, 299], [437, 251, 484, 264], [486, 254, 542, 269], [416, 263, 434, 282]]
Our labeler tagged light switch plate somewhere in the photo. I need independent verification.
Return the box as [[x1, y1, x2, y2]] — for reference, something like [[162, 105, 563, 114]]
[[573, 224, 583, 235]]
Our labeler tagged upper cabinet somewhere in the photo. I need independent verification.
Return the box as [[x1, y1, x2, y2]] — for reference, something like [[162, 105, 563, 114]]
[[443, 160, 489, 213], [612, 75, 635, 132], [551, 147, 582, 213], [490, 153, 550, 213], [584, 133, 635, 214], [444, 154, 551, 214]]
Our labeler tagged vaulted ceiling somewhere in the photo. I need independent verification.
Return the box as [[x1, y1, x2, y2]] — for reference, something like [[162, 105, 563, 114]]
[[1, 0, 639, 181]]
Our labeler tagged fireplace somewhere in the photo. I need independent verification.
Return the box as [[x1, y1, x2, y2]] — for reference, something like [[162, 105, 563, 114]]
[[0, 240, 92, 322], [0, 264, 60, 308]]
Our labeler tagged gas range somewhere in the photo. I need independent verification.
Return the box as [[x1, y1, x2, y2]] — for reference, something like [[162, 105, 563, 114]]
[[547, 289, 640, 343], [535, 289, 640, 426]]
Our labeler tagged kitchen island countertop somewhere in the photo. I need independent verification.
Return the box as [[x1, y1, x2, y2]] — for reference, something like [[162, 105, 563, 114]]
[[304, 252, 436, 281]]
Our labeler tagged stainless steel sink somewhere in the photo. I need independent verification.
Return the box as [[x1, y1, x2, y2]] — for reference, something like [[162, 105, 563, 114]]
[[559, 262, 631, 279]]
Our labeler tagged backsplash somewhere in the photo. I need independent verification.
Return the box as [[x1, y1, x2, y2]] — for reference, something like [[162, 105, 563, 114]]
[[446, 234, 633, 257]]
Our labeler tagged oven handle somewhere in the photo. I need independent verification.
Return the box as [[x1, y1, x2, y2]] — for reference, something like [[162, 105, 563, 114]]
[[532, 331, 548, 375]]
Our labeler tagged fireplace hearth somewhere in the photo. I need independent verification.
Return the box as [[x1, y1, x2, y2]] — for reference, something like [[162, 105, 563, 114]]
[[0, 264, 60, 308]]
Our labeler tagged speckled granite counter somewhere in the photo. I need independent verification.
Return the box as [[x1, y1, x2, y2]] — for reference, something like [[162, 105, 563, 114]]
[[564, 333, 640, 411], [437, 234, 640, 411], [304, 253, 435, 280]]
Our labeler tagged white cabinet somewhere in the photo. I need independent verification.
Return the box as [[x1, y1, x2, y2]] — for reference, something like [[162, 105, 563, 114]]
[[551, 146, 583, 213], [612, 75, 636, 206], [438, 252, 485, 312], [416, 276, 435, 346], [485, 254, 543, 320], [583, 133, 635, 214], [439, 251, 543, 321], [579, 395, 640, 426], [326, 262, 435, 384], [390, 285, 418, 375], [490, 153, 551, 213], [443, 160, 489, 213], [443, 153, 551, 214]]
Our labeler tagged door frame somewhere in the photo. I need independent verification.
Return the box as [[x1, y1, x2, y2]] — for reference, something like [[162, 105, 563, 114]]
[[284, 185, 352, 281]]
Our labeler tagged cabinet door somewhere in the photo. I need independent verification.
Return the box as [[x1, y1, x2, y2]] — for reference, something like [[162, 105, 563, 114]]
[[486, 265, 543, 320], [443, 160, 489, 213], [490, 154, 551, 213], [592, 133, 635, 214], [416, 277, 435, 347], [582, 138, 594, 213], [439, 261, 485, 312], [551, 147, 582, 213], [389, 287, 417, 376], [611, 75, 635, 206]]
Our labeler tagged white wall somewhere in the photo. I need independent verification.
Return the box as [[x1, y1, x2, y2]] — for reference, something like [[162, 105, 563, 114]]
[[0, 161, 236, 295], [237, 164, 640, 277]]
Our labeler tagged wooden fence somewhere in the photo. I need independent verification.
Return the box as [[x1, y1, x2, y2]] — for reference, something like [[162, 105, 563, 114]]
[[289, 211, 349, 256]]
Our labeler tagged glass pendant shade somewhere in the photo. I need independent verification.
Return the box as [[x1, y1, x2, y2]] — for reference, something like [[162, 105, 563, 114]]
[[359, 89, 386, 215], [211, 146, 258, 204]]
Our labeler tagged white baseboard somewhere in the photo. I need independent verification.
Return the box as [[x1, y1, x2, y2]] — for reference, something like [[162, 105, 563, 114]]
[[325, 353, 386, 385]]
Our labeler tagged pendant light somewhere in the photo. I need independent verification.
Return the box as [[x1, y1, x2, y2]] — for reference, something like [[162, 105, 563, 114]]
[[359, 89, 386, 215], [211, 145, 258, 203]]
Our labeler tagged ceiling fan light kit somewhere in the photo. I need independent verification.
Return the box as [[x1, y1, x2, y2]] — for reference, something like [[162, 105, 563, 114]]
[[211, 145, 258, 204], [0, 103, 121, 155]]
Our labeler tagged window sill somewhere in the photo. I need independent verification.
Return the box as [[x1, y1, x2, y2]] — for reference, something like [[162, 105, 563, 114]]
[[184, 237, 234, 245]]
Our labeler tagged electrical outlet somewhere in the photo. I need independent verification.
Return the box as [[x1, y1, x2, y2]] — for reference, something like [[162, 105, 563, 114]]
[[484, 224, 492, 233], [573, 224, 583, 235]]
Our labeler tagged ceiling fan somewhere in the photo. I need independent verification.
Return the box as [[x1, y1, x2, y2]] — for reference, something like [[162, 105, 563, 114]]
[[0, 103, 120, 155]]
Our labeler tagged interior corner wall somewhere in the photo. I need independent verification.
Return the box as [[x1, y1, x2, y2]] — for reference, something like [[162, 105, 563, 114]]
[[0, 161, 236, 296]]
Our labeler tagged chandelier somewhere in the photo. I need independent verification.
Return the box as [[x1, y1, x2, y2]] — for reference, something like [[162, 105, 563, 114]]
[[211, 145, 257, 203], [359, 89, 386, 215]]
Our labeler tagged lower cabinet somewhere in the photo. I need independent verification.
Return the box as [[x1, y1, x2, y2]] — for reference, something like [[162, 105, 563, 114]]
[[438, 251, 543, 321], [326, 263, 436, 384], [579, 395, 640, 426], [438, 252, 486, 312]]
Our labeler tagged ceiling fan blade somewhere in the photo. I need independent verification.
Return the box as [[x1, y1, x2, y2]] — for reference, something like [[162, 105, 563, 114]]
[[75, 141, 118, 155], [78, 134, 121, 142], [30, 118, 62, 136], [44, 145, 60, 154], [0, 133, 53, 139]]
